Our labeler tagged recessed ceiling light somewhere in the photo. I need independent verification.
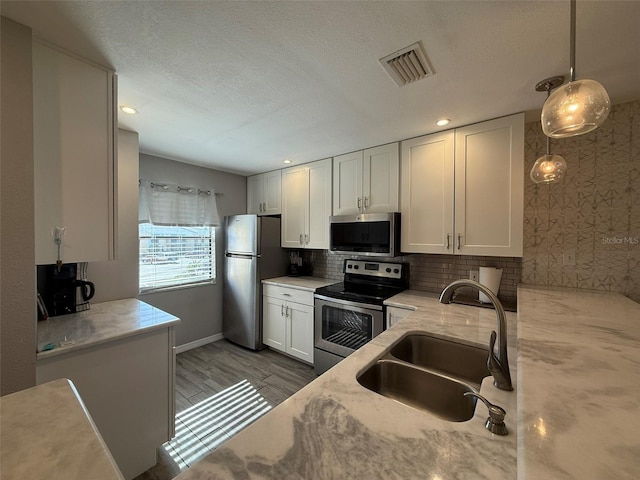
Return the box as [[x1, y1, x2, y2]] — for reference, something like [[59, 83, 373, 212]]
[[436, 118, 450, 127], [120, 106, 138, 115], [283, 159, 292, 164]]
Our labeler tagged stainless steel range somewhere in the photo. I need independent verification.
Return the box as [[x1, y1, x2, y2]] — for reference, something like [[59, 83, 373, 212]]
[[313, 259, 408, 375]]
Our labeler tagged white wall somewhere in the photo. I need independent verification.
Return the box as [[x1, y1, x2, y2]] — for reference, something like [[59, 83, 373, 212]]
[[89, 129, 140, 303], [138, 154, 247, 347], [1, 17, 36, 395]]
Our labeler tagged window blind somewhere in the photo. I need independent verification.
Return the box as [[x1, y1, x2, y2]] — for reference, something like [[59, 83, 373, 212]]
[[139, 224, 215, 292]]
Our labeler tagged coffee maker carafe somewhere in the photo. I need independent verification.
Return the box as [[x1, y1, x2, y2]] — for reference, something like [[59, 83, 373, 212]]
[[37, 263, 95, 317]]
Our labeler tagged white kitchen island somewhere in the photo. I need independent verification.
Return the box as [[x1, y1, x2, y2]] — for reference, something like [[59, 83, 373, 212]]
[[36, 298, 180, 480]]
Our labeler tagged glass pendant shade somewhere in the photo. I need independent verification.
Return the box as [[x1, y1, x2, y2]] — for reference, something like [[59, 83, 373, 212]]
[[541, 79, 611, 138], [530, 154, 567, 184]]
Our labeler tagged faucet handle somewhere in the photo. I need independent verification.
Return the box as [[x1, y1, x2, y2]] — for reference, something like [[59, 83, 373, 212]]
[[464, 391, 508, 436]]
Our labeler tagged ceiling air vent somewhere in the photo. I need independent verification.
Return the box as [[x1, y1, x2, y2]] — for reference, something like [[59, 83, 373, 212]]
[[379, 42, 433, 87]]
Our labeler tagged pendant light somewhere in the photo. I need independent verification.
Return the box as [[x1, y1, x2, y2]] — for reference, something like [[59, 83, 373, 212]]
[[541, 0, 610, 138], [532, 76, 568, 184]]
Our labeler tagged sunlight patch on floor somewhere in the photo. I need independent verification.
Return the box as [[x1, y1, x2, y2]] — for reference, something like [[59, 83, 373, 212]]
[[163, 379, 272, 467]]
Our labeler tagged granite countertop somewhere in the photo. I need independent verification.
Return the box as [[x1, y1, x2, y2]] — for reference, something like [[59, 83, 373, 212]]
[[0, 378, 124, 480], [517, 285, 640, 479], [37, 298, 180, 359], [262, 276, 336, 292], [179, 294, 519, 479]]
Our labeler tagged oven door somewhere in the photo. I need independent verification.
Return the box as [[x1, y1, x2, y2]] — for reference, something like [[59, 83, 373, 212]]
[[314, 295, 384, 359]]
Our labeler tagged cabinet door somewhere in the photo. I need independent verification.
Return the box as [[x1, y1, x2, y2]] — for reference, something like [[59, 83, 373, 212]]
[[263, 170, 282, 215], [281, 165, 307, 248], [263, 296, 286, 352], [333, 151, 363, 215], [33, 42, 116, 264], [286, 301, 314, 364], [454, 113, 524, 257], [246, 174, 264, 215], [363, 143, 399, 213], [306, 158, 332, 249], [386, 306, 412, 328], [400, 132, 454, 254]]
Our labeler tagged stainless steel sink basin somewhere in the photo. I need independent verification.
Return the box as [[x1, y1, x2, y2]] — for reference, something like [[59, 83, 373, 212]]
[[357, 360, 477, 422], [389, 333, 489, 389], [356, 332, 492, 421]]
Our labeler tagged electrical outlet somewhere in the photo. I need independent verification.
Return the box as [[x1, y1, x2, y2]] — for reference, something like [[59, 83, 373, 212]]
[[563, 251, 576, 266], [469, 270, 479, 282]]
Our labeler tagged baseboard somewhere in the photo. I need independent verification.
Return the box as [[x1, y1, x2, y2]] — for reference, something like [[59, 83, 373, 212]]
[[175, 333, 224, 354]]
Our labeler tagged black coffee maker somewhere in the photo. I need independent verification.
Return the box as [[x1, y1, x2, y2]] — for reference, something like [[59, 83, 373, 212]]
[[37, 263, 95, 317]]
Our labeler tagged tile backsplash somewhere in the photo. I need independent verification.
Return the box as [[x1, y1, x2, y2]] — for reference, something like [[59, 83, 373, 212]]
[[522, 100, 640, 303], [307, 250, 521, 303]]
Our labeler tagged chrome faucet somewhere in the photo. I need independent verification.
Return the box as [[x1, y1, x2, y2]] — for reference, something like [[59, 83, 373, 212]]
[[439, 279, 513, 391]]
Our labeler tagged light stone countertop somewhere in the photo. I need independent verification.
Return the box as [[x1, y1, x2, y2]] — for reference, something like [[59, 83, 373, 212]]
[[0, 378, 124, 480], [517, 284, 640, 480], [178, 294, 519, 479], [262, 275, 336, 292], [37, 298, 180, 359]]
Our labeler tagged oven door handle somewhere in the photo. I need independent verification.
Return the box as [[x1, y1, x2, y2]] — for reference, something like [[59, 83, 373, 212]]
[[314, 294, 383, 312]]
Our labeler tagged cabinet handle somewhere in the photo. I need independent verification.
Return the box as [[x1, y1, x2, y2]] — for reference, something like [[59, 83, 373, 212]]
[[457, 233, 462, 250], [286, 306, 290, 317], [357, 197, 362, 210], [364, 196, 369, 209], [299, 234, 303, 245], [281, 304, 285, 316], [305, 234, 309, 244], [281, 292, 291, 296], [259, 203, 262, 213], [262, 202, 266, 212], [446, 233, 450, 250]]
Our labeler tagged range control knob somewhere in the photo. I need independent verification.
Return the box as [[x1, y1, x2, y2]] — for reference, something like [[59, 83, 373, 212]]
[[354, 265, 359, 269], [393, 268, 399, 274], [347, 264, 353, 269], [386, 268, 391, 273]]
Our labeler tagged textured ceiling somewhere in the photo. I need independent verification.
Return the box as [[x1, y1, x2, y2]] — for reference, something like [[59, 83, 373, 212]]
[[2, 1, 639, 175]]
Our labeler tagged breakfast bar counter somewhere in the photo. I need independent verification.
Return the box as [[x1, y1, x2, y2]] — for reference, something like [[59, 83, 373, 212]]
[[177, 284, 640, 479]]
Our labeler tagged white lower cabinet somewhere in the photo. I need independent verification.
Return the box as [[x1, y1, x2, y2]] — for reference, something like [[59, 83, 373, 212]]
[[386, 306, 413, 328], [263, 285, 314, 364]]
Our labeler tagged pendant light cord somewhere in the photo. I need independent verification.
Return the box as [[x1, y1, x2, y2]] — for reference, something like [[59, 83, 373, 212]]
[[570, 0, 576, 82]]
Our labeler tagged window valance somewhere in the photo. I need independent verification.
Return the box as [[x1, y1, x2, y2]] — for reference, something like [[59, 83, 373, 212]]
[[139, 180, 220, 227]]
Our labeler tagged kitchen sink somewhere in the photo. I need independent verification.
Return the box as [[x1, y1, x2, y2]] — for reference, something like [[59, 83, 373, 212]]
[[356, 332, 491, 421], [357, 359, 477, 422], [389, 333, 490, 389]]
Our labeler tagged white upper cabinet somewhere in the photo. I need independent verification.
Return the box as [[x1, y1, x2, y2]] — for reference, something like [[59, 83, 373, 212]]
[[333, 143, 399, 215], [401, 131, 455, 254], [281, 159, 332, 249], [401, 113, 524, 257], [247, 169, 281, 215], [33, 41, 117, 264]]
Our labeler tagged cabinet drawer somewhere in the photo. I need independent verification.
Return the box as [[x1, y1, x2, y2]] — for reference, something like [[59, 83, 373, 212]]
[[263, 284, 314, 305]]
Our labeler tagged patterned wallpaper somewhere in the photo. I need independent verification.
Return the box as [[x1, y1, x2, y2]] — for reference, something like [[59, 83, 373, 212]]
[[522, 100, 640, 302]]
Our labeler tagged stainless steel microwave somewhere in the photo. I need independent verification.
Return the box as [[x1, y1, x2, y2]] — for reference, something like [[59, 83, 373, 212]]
[[329, 212, 400, 257]]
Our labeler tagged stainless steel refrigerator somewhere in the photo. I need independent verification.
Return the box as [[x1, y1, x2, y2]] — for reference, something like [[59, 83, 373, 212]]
[[223, 214, 287, 350]]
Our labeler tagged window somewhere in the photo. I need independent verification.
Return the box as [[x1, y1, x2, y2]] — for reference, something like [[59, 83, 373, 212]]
[[139, 223, 216, 292]]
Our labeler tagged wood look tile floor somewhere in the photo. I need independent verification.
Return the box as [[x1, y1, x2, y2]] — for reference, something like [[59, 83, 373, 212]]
[[134, 340, 317, 480]]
